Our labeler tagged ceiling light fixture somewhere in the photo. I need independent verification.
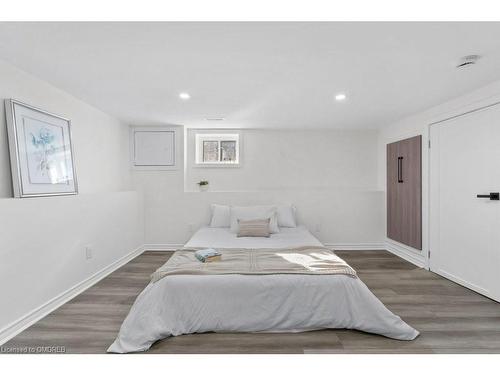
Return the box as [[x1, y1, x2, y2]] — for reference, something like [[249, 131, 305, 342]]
[[456, 55, 481, 68], [179, 92, 191, 100], [335, 93, 347, 101], [205, 117, 225, 121]]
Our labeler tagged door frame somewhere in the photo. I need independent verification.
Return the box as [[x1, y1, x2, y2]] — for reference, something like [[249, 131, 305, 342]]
[[427, 100, 500, 273], [427, 100, 500, 301]]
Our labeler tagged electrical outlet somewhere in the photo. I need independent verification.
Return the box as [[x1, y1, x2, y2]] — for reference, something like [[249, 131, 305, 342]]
[[314, 223, 322, 233], [85, 246, 93, 260]]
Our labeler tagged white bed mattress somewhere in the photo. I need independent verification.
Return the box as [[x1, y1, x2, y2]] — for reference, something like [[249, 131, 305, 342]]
[[184, 225, 323, 249], [108, 226, 419, 353]]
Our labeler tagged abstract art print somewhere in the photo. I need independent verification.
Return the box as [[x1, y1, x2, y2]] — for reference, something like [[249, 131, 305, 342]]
[[5, 99, 78, 197]]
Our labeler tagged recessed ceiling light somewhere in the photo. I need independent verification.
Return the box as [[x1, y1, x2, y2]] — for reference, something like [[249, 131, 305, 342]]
[[335, 93, 347, 101], [179, 92, 191, 100], [205, 117, 225, 121]]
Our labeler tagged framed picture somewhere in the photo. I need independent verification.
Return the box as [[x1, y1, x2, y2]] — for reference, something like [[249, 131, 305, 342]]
[[4, 99, 78, 198]]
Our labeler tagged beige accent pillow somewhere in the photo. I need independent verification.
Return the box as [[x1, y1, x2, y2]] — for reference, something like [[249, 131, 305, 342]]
[[237, 218, 271, 238], [230, 205, 279, 234]]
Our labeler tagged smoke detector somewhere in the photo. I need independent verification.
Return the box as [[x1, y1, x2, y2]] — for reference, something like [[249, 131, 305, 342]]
[[456, 55, 481, 68]]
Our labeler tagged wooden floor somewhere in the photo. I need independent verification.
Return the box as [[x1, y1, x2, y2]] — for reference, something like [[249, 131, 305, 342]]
[[3, 250, 500, 354]]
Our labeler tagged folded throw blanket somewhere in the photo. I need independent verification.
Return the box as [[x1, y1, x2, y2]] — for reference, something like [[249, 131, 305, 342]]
[[195, 248, 221, 262], [151, 246, 357, 283]]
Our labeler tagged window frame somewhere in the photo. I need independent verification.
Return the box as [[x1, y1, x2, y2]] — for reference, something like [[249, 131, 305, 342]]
[[194, 132, 241, 167]]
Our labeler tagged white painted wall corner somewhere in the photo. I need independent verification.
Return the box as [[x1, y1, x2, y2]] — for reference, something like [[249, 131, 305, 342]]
[[0, 245, 145, 346]]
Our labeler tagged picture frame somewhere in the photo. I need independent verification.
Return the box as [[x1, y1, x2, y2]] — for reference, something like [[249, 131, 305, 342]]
[[4, 99, 78, 198]]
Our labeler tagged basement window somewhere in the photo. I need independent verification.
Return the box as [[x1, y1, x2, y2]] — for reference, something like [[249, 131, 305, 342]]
[[195, 133, 240, 166]]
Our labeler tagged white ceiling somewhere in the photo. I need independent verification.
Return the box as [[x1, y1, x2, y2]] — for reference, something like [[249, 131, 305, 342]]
[[0, 22, 500, 129]]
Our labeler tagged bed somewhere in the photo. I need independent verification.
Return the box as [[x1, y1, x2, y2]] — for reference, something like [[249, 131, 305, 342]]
[[184, 225, 324, 249], [108, 211, 418, 353]]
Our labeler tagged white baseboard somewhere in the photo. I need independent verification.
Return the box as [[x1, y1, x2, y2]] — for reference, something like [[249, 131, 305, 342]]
[[0, 245, 145, 346], [432, 268, 497, 302], [385, 239, 425, 268], [325, 243, 385, 251], [143, 244, 184, 251], [434, 268, 488, 295]]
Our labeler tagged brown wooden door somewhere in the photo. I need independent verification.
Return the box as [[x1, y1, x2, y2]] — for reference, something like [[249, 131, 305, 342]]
[[387, 135, 422, 250]]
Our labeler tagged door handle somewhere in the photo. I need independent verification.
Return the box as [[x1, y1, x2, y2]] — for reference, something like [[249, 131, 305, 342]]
[[476, 192, 500, 200], [397, 157, 403, 183]]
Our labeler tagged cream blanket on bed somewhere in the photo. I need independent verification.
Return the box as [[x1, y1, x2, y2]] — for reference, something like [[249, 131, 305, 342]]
[[151, 246, 357, 283]]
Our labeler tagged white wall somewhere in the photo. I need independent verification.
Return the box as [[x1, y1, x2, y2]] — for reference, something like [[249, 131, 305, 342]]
[[378, 78, 500, 267], [0, 192, 144, 339], [134, 128, 384, 246], [186, 129, 378, 192], [0, 59, 143, 342], [0, 59, 131, 198]]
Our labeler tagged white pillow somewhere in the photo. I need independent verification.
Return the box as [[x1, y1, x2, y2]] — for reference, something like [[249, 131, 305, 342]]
[[230, 205, 279, 234], [209, 204, 231, 227], [277, 204, 297, 227]]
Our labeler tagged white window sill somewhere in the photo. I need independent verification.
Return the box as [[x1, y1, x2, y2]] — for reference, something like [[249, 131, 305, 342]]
[[131, 165, 180, 171], [193, 163, 241, 168]]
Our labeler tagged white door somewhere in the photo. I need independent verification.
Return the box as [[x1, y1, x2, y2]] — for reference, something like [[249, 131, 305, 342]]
[[430, 103, 500, 302]]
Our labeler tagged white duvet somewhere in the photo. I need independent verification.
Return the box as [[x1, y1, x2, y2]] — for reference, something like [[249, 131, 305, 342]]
[[108, 270, 418, 353], [108, 227, 418, 353]]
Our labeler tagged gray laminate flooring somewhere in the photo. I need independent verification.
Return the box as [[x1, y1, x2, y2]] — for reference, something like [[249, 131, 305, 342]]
[[3, 250, 500, 354]]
